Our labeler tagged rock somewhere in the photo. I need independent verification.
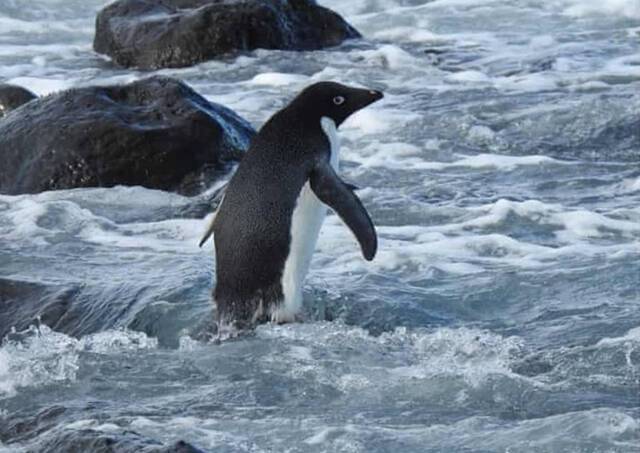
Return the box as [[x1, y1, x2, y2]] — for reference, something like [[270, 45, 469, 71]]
[[0, 406, 208, 452], [0, 84, 37, 117], [0, 76, 255, 195], [0, 406, 68, 445], [94, 0, 361, 69], [38, 429, 209, 453]]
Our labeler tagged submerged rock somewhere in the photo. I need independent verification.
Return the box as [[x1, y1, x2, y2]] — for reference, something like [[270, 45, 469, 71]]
[[27, 428, 208, 453], [94, 0, 361, 69], [0, 84, 36, 117], [0, 76, 254, 195], [0, 406, 68, 445]]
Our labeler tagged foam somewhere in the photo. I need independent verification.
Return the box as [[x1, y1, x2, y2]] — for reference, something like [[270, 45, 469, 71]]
[[319, 409, 640, 451], [563, 0, 640, 18], [78, 217, 206, 253], [257, 323, 524, 389], [596, 326, 640, 347], [422, 154, 567, 170], [5, 76, 75, 96], [355, 44, 423, 70], [0, 2, 638, 449], [0, 188, 207, 252], [0, 325, 157, 398], [0, 17, 92, 34], [373, 26, 443, 44], [247, 72, 309, 87], [0, 197, 50, 245], [312, 195, 640, 285], [446, 70, 491, 84], [79, 329, 158, 353], [0, 325, 79, 398], [341, 107, 422, 135], [344, 149, 567, 171], [459, 199, 640, 241], [315, 216, 547, 278]]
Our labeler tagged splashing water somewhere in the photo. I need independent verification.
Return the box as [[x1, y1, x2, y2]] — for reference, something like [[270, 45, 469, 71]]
[[1, 0, 639, 451]]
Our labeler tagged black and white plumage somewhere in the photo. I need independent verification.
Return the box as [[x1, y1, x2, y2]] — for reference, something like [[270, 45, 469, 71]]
[[203, 82, 383, 327]]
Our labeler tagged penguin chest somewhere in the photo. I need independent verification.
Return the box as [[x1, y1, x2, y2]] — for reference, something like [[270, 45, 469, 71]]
[[275, 117, 339, 322]]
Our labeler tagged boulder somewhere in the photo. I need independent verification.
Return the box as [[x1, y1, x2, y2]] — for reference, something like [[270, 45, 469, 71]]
[[0, 76, 255, 195], [0, 84, 37, 118], [94, 0, 361, 69], [38, 430, 209, 453]]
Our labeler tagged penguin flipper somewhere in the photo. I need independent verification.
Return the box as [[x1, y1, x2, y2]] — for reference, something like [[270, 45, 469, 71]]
[[310, 162, 377, 261]]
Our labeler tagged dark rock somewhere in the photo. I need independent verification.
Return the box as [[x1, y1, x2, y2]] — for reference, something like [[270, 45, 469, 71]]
[[0, 84, 37, 117], [592, 116, 640, 157], [94, 0, 361, 69], [0, 406, 67, 445], [161, 440, 209, 453], [1, 405, 208, 452], [0, 76, 254, 195], [37, 429, 209, 453]]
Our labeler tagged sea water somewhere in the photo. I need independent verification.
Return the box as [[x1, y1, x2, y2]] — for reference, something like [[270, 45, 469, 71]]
[[0, 0, 639, 451]]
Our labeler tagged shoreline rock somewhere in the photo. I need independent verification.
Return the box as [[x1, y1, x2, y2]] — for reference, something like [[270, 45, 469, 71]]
[[0, 76, 255, 195], [94, 0, 361, 69], [0, 84, 37, 118]]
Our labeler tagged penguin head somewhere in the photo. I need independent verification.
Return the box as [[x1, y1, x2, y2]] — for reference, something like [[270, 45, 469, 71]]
[[290, 82, 384, 127]]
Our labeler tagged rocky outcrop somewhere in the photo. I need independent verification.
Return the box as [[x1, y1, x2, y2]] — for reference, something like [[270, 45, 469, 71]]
[[0, 84, 36, 118], [38, 430, 209, 453], [0, 76, 255, 195], [0, 406, 209, 453], [94, 0, 361, 69]]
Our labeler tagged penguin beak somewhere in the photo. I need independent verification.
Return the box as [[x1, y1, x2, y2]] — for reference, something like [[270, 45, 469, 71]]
[[369, 90, 384, 101], [335, 86, 384, 127], [364, 89, 383, 105], [353, 88, 383, 112]]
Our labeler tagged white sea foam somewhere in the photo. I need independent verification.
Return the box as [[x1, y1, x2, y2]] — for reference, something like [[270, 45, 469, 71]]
[[247, 72, 309, 87], [355, 44, 424, 70], [342, 145, 568, 171], [0, 326, 79, 398], [316, 409, 640, 451], [460, 199, 640, 241], [258, 323, 524, 390], [421, 154, 564, 170], [0, 326, 157, 398], [563, 0, 640, 18], [1, 0, 639, 450], [5, 76, 75, 96], [597, 326, 640, 347], [78, 217, 206, 252], [342, 107, 422, 135], [0, 188, 206, 252]]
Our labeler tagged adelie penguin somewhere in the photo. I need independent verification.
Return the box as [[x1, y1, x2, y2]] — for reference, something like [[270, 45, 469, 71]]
[[201, 82, 383, 328]]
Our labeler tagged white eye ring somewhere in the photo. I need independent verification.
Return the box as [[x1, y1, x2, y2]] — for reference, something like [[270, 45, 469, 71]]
[[333, 96, 345, 105]]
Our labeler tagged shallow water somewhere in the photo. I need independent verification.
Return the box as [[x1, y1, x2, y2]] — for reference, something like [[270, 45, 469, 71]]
[[1, 0, 639, 451]]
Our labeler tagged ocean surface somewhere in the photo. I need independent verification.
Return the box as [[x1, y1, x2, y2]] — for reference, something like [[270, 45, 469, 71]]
[[1, 0, 639, 451]]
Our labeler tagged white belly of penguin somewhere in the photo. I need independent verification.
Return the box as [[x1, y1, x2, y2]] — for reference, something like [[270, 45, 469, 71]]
[[272, 117, 339, 323]]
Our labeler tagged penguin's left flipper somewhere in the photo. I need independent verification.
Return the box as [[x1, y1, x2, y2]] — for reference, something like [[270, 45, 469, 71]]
[[310, 162, 377, 261]]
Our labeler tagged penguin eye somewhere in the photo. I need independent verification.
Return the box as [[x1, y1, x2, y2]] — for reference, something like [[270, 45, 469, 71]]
[[333, 96, 345, 106]]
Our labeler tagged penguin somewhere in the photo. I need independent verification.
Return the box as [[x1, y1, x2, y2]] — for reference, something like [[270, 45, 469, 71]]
[[202, 82, 383, 328]]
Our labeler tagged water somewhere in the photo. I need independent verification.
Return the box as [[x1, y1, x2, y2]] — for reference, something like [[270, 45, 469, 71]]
[[1, 0, 639, 451]]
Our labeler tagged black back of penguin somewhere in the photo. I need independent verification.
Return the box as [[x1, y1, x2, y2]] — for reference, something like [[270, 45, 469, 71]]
[[212, 82, 383, 326]]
